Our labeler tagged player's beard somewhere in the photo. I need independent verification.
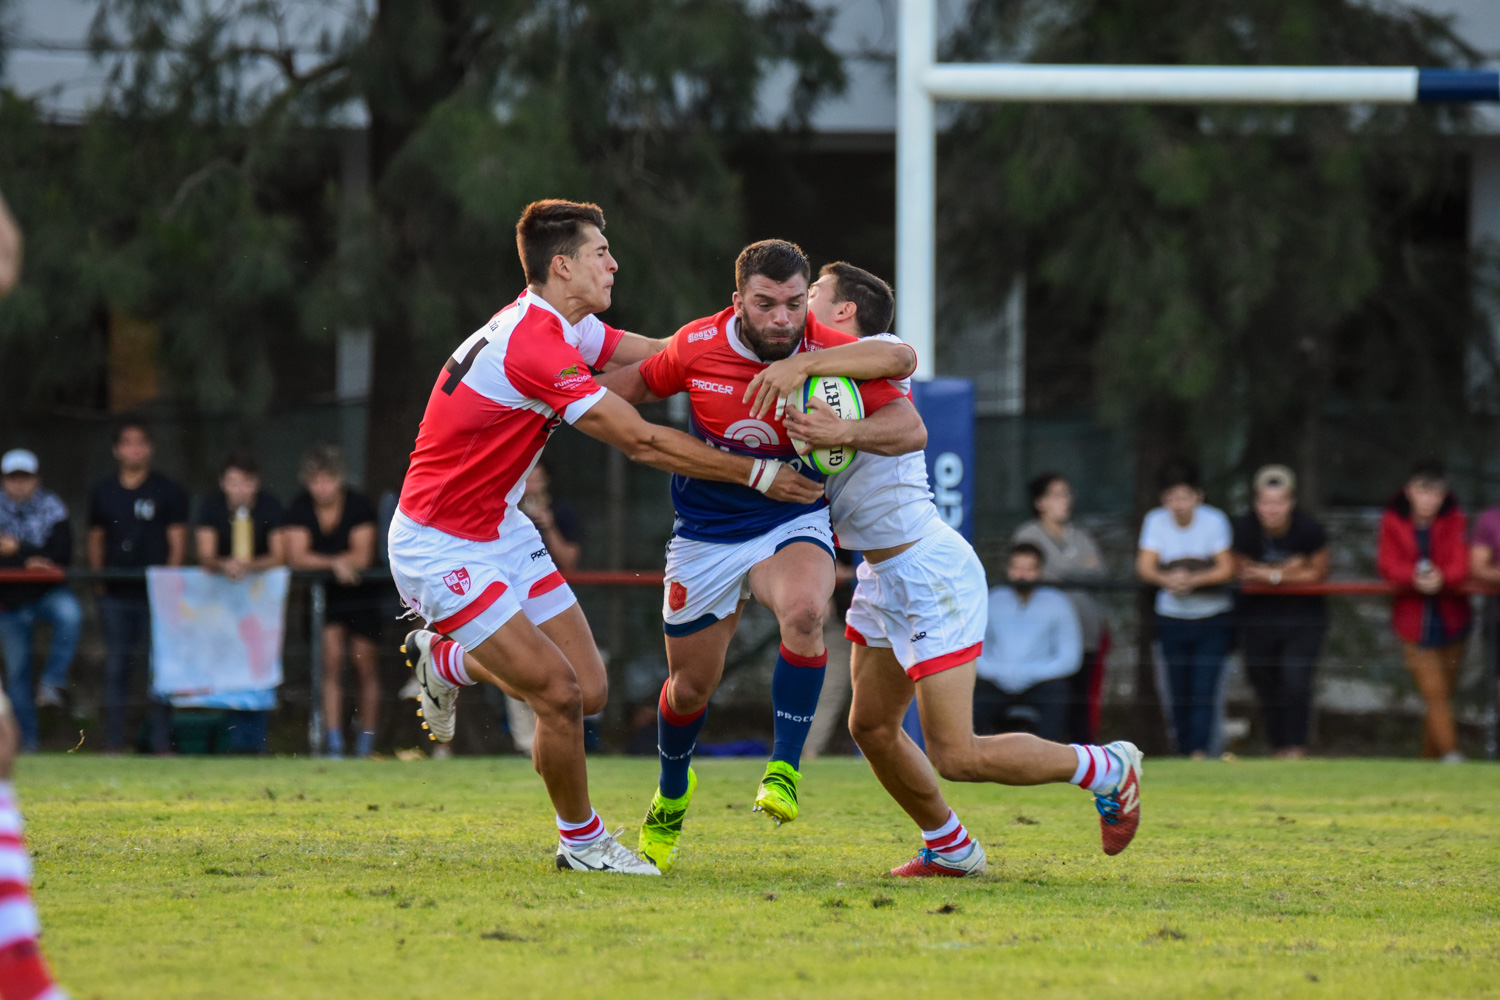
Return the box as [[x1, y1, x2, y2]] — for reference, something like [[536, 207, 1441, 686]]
[[737, 310, 806, 362]]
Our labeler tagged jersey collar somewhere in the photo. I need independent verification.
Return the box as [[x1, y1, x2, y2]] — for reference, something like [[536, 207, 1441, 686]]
[[519, 288, 584, 347]]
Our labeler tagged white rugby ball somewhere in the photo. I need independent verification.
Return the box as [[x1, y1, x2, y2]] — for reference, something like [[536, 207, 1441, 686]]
[[792, 375, 864, 475]]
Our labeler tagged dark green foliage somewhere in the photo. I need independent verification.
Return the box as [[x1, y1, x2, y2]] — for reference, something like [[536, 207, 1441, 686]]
[[940, 0, 1483, 501]]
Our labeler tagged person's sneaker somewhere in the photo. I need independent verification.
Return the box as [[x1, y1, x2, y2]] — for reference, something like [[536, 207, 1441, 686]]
[[1094, 740, 1143, 856], [34, 685, 64, 710], [1441, 751, 1467, 764], [639, 769, 696, 873], [891, 841, 987, 878], [752, 760, 801, 825], [402, 629, 457, 743], [556, 828, 661, 875], [397, 676, 422, 702]]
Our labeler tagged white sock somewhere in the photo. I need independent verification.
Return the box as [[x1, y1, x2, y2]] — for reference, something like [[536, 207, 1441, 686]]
[[556, 810, 605, 849], [920, 809, 974, 859], [429, 638, 473, 687], [1070, 744, 1121, 794]]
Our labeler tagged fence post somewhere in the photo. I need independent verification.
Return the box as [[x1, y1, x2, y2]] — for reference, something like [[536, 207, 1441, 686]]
[[308, 579, 326, 755]]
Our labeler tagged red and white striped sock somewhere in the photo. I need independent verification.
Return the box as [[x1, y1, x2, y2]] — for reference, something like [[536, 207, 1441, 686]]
[[0, 783, 65, 1000], [920, 810, 974, 860], [428, 638, 474, 688], [1070, 744, 1121, 794], [556, 810, 605, 850]]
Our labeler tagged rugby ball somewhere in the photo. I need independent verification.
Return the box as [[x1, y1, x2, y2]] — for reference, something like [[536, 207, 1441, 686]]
[[792, 375, 864, 475]]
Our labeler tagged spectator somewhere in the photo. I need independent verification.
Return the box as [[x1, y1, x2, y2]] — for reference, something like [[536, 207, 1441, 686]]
[[1013, 472, 1109, 742], [195, 449, 286, 579], [0, 449, 82, 750], [1377, 458, 1470, 762], [1136, 459, 1235, 759], [1468, 490, 1500, 736], [89, 421, 189, 754], [285, 445, 380, 759], [1232, 465, 1330, 759], [972, 543, 1082, 741]]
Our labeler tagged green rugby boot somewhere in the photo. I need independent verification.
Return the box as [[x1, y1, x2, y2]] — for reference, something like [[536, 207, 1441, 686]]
[[753, 760, 801, 825], [638, 768, 697, 873]]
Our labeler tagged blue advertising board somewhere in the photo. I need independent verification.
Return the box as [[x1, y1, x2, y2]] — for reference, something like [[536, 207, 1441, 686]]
[[911, 377, 976, 542]]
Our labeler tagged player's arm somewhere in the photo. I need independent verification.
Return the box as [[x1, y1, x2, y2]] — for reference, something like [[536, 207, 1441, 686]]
[[599, 332, 668, 371], [745, 338, 918, 418], [573, 392, 822, 503], [595, 361, 662, 406], [783, 396, 927, 457], [0, 188, 20, 299]]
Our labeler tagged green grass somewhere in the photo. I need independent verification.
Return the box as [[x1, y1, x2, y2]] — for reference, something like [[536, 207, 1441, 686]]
[[17, 755, 1500, 999]]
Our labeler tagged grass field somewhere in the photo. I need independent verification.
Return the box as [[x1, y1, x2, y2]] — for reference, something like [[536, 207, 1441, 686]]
[[16, 754, 1500, 999]]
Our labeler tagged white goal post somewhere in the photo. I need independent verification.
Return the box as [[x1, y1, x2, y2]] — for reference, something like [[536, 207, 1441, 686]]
[[895, 0, 1500, 378]]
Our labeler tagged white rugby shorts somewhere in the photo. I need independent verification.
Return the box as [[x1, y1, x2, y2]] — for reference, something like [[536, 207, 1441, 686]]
[[662, 508, 834, 635], [387, 507, 577, 649], [844, 524, 988, 679]]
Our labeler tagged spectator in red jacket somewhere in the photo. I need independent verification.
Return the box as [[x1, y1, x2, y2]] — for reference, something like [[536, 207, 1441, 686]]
[[1376, 459, 1470, 762]]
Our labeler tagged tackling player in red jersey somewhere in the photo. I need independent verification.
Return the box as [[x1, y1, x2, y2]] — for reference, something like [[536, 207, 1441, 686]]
[[599, 240, 921, 872], [390, 202, 824, 875], [782, 262, 1143, 875]]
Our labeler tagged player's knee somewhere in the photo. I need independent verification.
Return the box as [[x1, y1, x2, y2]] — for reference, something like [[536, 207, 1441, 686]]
[[847, 707, 900, 751], [531, 675, 583, 721], [580, 675, 608, 717], [777, 599, 825, 644], [667, 675, 712, 716]]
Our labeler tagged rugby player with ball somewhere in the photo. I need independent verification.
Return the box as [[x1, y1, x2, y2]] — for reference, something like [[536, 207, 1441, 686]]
[[783, 262, 1145, 876], [599, 240, 922, 872]]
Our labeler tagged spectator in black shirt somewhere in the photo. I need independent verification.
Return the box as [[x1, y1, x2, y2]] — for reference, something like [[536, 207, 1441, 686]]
[[284, 445, 380, 758], [0, 449, 82, 750], [195, 449, 285, 579], [88, 421, 189, 753], [1232, 465, 1330, 759]]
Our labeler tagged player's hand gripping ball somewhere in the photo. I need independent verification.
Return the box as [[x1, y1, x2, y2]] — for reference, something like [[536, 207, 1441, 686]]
[[790, 375, 863, 475]]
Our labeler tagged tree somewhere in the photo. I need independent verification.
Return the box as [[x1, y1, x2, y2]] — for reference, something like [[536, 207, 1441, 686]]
[[0, 0, 843, 489], [939, 0, 1480, 509]]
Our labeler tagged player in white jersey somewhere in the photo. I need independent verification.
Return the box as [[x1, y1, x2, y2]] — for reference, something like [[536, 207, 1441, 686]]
[[389, 201, 823, 874], [766, 262, 1145, 875]]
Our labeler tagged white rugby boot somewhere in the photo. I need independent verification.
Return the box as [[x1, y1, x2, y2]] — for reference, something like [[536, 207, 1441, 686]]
[[556, 828, 662, 875], [402, 629, 458, 744]]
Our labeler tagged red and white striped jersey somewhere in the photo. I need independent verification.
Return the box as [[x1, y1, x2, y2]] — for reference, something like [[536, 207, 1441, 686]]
[[398, 289, 623, 542]]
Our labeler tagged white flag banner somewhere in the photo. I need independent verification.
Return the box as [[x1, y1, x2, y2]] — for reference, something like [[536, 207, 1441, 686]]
[[148, 567, 290, 708]]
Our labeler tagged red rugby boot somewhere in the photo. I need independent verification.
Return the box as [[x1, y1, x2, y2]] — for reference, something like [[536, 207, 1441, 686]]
[[890, 841, 987, 878], [1094, 740, 1143, 856]]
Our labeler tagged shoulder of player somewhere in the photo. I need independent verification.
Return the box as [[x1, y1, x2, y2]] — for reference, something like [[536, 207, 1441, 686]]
[[801, 317, 859, 351], [665, 308, 737, 363]]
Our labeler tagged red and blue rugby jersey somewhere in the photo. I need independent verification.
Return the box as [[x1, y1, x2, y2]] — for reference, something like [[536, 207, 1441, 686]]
[[639, 307, 904, 543]]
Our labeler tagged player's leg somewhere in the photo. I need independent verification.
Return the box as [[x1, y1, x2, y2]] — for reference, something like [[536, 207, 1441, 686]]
[[846, 643, 986, 877], [349, 634, 380, 758], [465, 614, 656, 872], [746, 539, 836, 822], [636, 611, 740, 871], [320, 623, 348, 757], [914, 661, 1142, 855], [536, 603, 608, 718], [0, 692, 67, 1000]]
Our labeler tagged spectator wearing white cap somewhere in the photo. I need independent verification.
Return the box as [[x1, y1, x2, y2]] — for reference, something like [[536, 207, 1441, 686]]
[[0, 448, 82, 751], [1232, 465, 1330, 759]]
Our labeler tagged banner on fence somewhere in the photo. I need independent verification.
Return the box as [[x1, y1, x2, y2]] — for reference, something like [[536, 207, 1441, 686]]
[[147, 567, 289, 709], [912, 377, 976, 541]]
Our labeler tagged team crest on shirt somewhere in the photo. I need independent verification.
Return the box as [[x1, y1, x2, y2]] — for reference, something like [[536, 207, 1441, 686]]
[[668, 581, 688, 612], [443, 568, 472, 597], [557, 365, 580, 377]]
